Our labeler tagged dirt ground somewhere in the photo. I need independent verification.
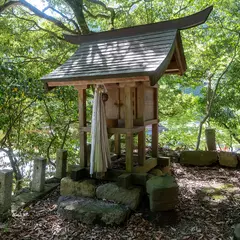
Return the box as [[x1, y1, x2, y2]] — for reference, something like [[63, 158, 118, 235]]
[[1, 163, 240, 240]]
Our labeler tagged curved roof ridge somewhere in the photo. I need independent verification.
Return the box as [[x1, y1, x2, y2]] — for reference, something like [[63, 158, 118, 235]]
[[64, 6, 213, 45]]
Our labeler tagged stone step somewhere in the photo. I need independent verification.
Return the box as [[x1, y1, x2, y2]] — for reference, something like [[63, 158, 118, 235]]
[[57, 196, 130, 225], [96, 183, 142, 210]]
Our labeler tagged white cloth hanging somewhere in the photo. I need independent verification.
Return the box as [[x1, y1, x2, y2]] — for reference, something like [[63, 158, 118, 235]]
[[90, 85, 111, 176]]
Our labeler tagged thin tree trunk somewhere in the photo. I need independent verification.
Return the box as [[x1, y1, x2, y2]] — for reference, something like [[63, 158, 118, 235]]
[[195, 39, 239, 150]]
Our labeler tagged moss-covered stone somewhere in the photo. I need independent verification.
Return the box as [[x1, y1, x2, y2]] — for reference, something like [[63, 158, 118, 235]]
[[146, 176, 178, 211], [218, 152, 238, 168], [96, 183, 142, 210], [180, 151, 217, 166], [60, 177, 96, 198], [234, 224, 240, 240], [149, 168, 164, 176], [57, 196, 130, 225]]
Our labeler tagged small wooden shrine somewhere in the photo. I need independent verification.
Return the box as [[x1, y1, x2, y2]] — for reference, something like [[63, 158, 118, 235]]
[[41, 6, 213, 176]]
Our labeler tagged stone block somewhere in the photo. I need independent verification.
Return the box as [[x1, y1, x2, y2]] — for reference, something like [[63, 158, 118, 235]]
[[117, 173, 132, 189], [205, 128, 216, 151], [131, 173, 148, 186], [234, 223, 240, 240], [218, 152, 238, 168], [157, 156, 170, 167], [57, 196, 130, 225], [146, 176, 178, 201], [149, 168, 164, 177], [31, 157, 46, 192], [96, 183, 142, 210], [149, 199, 177, 212], [60, 177, 96, 198], [147, 176, 178, 211], [70, 166, 87, 181], [55, 149, 67, 179], [180, 151, 217, 166], [0, 169, 13, 221]]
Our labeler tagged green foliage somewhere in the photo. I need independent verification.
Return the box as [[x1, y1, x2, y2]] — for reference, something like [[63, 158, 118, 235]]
[[0, 0, 240, 186]]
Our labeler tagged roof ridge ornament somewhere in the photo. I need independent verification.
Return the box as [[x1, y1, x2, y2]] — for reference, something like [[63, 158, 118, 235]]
[[64, 6, 213, 45]]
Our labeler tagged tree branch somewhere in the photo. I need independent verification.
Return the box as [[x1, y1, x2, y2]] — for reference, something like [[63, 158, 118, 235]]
[[42, 5, 81, 33], [64, 0, 89, 34], [0, 0, 78, 34], [83, 6, 110, 19], [86, 0, 116, 28], [0, 0, 20, 13], [11, 11, 65, 41], [195, 34, 240, 150]]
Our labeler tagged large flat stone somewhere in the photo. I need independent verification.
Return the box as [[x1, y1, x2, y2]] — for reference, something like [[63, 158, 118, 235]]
[[219, 152, 238, 168], [60, 177, 96, 198], [96, 183, 141, 210], [57, 196, 130, 225], [180, 151, 218, 166], [12, 183, 59, 212]]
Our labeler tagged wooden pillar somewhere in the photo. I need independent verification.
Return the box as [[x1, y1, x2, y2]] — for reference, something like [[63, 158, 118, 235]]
[[114, 133, 121, 156], [124, 85, 133, 172], [138, 131, 146, 165], [137, 82, 146, 165], [76, 86, 87, 168], [152, 87, 158, 158]]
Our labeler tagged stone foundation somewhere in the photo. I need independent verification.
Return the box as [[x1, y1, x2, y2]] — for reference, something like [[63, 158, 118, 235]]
[[180, 151, 218, 166]]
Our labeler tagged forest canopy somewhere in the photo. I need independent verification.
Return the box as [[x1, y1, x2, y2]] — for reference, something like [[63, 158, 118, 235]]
[[0, 0, 239, 189]]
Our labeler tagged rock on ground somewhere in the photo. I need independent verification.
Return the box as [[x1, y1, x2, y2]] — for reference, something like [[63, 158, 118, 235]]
[[96, 183, 142, 210], [218, 152, 238, 168], [57, 196, 130, 225], [60, 177, 96, 198], [180, 151, 218, 166]]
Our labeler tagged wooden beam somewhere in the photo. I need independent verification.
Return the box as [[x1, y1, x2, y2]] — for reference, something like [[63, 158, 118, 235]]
[[136, 82, 145, 165], [133, 158, 157, 173], [137, 82, 145, 125], [77, 88, 87, 168], [47, 76, 149, 87], [138, 130, 146, 166], [80, 126, 144, 134], [152, 87, 158, 158], [124, 85, 133, 172]]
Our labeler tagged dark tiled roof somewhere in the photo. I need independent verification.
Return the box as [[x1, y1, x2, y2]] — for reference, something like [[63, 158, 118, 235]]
[[42, 30, 177, 84], [41, 6, 213, 86]]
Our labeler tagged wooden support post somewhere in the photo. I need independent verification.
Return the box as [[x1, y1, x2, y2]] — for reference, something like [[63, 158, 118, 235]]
[[137, 82, 145, 125], [76, 86, 87, 168], [124, 85, 133, 172], [137, 82, 146, 165], [152, 87, 158, 158], [114, 133, 121, 156], [138, 131, 146, 165]]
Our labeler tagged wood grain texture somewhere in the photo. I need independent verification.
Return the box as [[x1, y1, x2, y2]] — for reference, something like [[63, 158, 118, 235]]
[[78, 89, 87, 168]]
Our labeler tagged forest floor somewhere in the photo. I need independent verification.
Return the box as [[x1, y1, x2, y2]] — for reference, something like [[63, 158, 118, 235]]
[[0, 163, 240, 240]]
